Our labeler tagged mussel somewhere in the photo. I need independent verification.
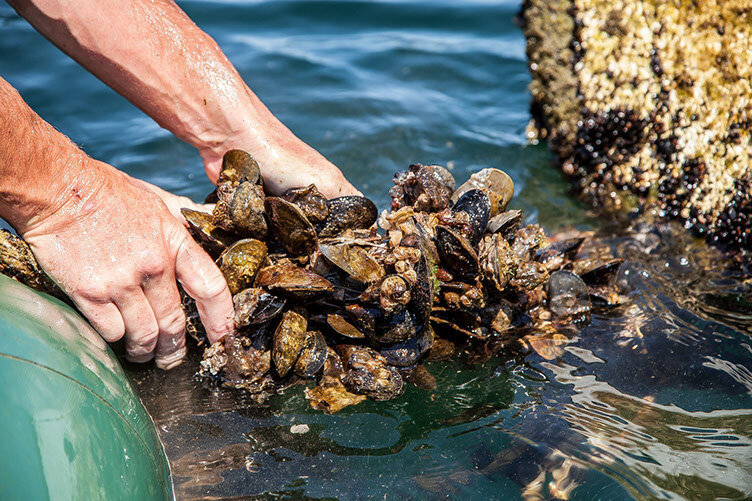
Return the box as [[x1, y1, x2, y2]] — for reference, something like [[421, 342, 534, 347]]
[[233, 288, 286, 328], [294, 330, 328, 377], [217, 238, 268, 295], [182, 208, 236, 258], [272, 309, 308, 377], [255, 259, 334, 300], [338, 345, 405, 401], [317, 196, 378, 237], [452, 189, 491, 246], [452, 168, 514, 217], [435, 225, 479, 281], [265, 197, 318, 256]]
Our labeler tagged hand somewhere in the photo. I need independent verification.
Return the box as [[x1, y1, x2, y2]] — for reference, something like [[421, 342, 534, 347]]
[[200, 129, 362, 199], [21, 160, 235, 369]]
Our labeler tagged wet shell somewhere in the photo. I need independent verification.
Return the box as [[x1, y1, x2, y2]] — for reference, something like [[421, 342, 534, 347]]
[[182, 208, 236, 258], [218, 239, 268, 295], [272, 309, 308, 377], [317, 196, 378, 237], [294, 330, 328, 378], [338, 345, 405, 401], [255, 259, 334, 300], [486, 210, 522, 236], [535, 237, 585, 271], [319, 243, 385, 283], [451, 167, 514, 217], [219, 149, 261, 186], [479, 233, 519, 293], [452, 189, 491, 246], [229, 181, 267, 239], [379, 325, 435, 367], [282, 184, 329, 223], [265, 197, 318, 256], [326, 313, 366, 339], [510, 261, 549, 291], [548, 271, 591, 320], [577, 259, 623, 285], [233, 288, 286, 328], [435, 225, 479, 281], [372, 309, 419, 344], [412, 164, 456, 211]]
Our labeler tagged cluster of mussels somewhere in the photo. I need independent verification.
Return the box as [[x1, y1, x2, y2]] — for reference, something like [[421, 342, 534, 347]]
[[185, 151, 624, 412]]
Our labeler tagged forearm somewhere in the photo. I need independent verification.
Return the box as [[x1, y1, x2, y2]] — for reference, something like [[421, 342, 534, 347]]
[[0, 76, 99, 234], [8, 0, 300, 183]]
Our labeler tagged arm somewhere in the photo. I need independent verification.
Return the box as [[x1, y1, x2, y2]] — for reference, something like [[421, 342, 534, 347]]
[[8, 0, 358, 197], [0, 77, 234, 368]]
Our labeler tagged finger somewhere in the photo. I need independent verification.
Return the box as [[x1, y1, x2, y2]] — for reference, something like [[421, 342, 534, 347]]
[[76, 300, 126, 343], [174, 233, 234, 343], [114, 289, 160, 363], [142, 270, 188, 370]]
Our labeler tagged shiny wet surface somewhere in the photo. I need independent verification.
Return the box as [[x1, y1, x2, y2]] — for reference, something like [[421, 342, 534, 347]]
[[2, 0, 750, 499]]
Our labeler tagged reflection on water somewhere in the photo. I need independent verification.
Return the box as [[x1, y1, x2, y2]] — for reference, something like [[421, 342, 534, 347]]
[[127, 219, 752, 500]]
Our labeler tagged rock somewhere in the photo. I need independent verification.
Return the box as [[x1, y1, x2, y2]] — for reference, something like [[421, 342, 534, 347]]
[[522, 0, 752, 259]]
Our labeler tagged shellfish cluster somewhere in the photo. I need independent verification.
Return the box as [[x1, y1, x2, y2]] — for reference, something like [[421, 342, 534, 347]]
[[189, 151, 625, 412]]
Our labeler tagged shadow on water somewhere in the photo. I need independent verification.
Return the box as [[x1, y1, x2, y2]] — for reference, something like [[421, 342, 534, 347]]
[[0, 0, 750, 499]]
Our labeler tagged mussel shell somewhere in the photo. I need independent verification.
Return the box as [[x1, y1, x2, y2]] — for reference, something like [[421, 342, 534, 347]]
[[479, 233, 518, 293], [535, 237, 585, 263], [338, 345, 404, 401], [452, 189, 491, 246], [379, 325, 434, 367], [435, 225, 479, 281], [344, 303, 380, 337], [233, 288, 286, 328], [255, 260, 334, 300], [371, 309, 419, 344], [326, 313, 366, 339], [265, 197, 318, 256], [317, 196, 378, 237], [578, 259, 623, 285], [408, 248, 434, 327], [487, 210, 522, 236], [230, 181, 268, 239], [319, 243, 385, 283], [182, 208, 236, 258], [294, 330, 328, 377], [451, 168, 514, 217], [282, 184, 329, 223], [548, 270, 591, 320], [219, 149, 261, 185], [218, 239, 268, 295], [272, 309, 308, 377]]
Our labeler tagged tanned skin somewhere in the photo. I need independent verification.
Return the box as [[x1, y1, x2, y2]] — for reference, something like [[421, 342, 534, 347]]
[[1, 0, 358, 368]]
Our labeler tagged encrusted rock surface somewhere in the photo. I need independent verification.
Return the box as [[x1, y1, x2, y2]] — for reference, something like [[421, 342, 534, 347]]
[[522, 0, 751, 258]]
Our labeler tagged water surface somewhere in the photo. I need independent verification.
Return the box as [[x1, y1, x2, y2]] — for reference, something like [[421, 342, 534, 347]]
[[1, 1, 750, 499]]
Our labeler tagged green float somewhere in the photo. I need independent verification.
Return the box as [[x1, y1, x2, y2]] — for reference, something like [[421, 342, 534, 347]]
[[0, 274, 172, 500]]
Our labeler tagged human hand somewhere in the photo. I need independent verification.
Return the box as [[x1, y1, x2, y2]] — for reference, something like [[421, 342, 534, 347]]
[[200, 129, 362, 199], [21, 160, 235, 369]]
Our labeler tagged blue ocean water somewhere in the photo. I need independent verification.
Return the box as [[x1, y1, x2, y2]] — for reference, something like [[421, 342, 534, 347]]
[[2, 1, 751, 500]]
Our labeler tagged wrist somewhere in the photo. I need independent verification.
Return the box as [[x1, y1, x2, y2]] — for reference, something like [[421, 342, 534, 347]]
[[9, 153, 108, 238]]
